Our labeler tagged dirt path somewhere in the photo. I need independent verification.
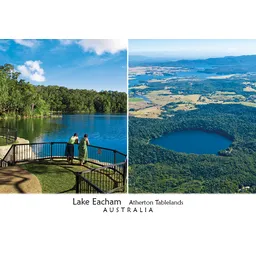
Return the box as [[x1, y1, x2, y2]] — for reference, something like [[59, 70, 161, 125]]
[[0, 166, 42, 193]]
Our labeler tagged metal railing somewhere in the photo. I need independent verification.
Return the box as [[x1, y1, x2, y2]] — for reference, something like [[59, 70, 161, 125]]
[[0, 142, 126, 166], [0, 142, 127, 194], [75, 162, 127, 193], [0, 127, 17, 146]]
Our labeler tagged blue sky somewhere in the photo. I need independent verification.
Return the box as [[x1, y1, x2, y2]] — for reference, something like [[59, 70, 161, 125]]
[[129, 39, 256, 59], [0, 39, 127, 92]]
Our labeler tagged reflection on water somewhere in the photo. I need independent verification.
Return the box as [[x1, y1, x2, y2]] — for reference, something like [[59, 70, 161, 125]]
[[0, 118, 62, 143], [0, 114, 127, 154]]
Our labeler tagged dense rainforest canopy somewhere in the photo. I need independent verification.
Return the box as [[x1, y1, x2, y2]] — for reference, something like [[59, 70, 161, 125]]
[[129, 104, 256, 193], [0, 64, 127, 118]]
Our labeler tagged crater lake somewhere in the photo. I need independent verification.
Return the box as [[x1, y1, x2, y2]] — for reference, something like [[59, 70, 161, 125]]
[[150, 130, 232, 155]]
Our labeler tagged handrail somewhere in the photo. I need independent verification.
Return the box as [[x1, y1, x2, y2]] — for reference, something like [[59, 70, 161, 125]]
[[76, 173, 105, 193], [0, 127, 17, 132], [88, 144, 127, 156], [83, 161, 126, 173], [83, 161, 127, 178], [1, 143, 14, 160], [76, 161, 127, 193], [1, 142, 126, 168], [10, 142, 126, 157], [0, 127, 17, 146], [0, 141, 127, 194]]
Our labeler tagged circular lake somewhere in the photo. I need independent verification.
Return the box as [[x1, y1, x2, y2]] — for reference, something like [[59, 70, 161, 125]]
[[150, 130, 232, 155]]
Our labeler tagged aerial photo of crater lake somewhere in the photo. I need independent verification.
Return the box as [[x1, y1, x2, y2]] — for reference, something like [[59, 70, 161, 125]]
[[129, 39, 256, 193]]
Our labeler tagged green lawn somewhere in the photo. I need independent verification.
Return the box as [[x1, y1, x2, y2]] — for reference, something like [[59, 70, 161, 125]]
[[20, 160, 88, 193], [20, 159, 125, 193]]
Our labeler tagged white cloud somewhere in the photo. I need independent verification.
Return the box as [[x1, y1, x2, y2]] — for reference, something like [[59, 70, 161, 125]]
[[77, 39, 127, 55], [17, 60, 45, 82], [14, 39, 38, 48], [59, 39, 74, 45]]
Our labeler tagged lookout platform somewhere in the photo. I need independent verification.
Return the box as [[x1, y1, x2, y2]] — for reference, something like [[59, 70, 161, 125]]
[[0, 142, 127, 194], [0, 165, 42, 193]]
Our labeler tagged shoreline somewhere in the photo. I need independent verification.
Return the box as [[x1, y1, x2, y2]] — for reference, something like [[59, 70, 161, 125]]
[[0, 112, 127, 120]]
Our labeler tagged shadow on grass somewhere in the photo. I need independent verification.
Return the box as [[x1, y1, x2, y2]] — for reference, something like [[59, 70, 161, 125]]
[[19, 160, 93, 193], [0, 168, 29, 193], [19, 159, 124, 194]]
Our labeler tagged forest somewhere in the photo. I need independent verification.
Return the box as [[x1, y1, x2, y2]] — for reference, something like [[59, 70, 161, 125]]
[[0, 64, 127, 118], [129, 75, 256, 98], [129, 104, 256, 193]]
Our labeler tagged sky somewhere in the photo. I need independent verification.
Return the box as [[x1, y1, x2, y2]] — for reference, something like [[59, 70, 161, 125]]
[[129, 39, 256, 60], [0, 39, 127, 92]]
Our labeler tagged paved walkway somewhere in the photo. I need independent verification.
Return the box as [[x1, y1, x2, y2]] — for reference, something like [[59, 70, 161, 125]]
[[0, 166, 42, 193]]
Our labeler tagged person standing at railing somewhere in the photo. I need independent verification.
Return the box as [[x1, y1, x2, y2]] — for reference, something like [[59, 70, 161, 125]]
[[78, 134, 90, 166], [65, 133, 79, 164]]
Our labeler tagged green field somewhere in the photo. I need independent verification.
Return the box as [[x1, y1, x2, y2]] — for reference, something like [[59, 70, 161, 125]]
[[129, 97, 144, 102]]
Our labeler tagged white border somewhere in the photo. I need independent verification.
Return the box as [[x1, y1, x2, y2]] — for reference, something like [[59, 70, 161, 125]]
[[1, 0, 256, 255]]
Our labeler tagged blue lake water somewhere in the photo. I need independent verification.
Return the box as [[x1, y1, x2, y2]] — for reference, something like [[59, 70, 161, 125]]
[[129, 69, 216, 87], [151, 130, 232, 155], [1, 114, 127, 155], [129, 74, 167, 86]]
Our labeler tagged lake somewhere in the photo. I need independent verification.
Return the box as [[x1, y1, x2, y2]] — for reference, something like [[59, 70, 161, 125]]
[[129, 67, 219, 88], [150, 130, 232, 155], [0, 114, 127, 154]]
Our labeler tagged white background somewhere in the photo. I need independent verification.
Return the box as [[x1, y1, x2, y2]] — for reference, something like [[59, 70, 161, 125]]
[[1, 0, 256, 255]]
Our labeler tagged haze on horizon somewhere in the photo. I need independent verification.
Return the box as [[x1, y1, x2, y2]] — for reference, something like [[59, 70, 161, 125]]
[[129, 39, 256, 60]]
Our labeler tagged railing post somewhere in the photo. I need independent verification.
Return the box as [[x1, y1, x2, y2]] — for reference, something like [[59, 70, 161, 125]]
[[114, 150, 117, 164], [76, 172, 81, 193], [13, 144, 16, 165], [50, 142, 53, 161], [123, 159, 128, 189], [6, 129, 8, 145]]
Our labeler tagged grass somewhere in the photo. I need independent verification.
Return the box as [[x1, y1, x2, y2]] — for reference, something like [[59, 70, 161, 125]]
[[215, 91, 236, 95], [129, 97, 144, 102], [0, 137, 7, 146], [132, 106, 162, 119], [147, 90, 201, 106], [20, 159, 89, 193], [19, 159, 125, 193], [129, 85, 149, 90], [172, 104, 197, 112]]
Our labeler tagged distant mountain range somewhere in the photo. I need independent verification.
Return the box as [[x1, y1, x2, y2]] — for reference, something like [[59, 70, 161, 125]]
[[129, 54, 256, 68], [129, 55, 179, 65]]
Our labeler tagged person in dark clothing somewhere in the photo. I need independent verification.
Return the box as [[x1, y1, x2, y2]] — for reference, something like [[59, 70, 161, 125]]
[[65, 133, 79, 164]]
